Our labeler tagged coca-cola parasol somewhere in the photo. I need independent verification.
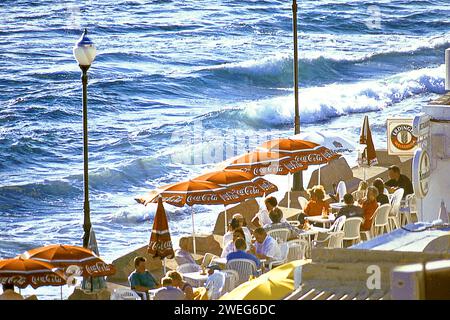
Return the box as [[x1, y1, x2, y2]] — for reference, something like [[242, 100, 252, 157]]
[[148, 197, 174, 260], [258, 138, 340, 167], [192, 170, 279, 233], [136, 179, 231, 207], [19, 244, 116, 278], [0, 258, 66, 289], [358, 116, 378, 180], [222, 151, 307, 176]]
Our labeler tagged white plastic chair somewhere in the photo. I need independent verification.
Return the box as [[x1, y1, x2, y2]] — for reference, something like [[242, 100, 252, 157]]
[[202, 253, 219, 267], [360, 204, 391, 241], [286, 239, 308, 261], [205, 271, 226, 300], [268, 242, 289, 270], [267, 228, 290, 243], [342, 217, 363, 246], [298, 196, 308, 210], [111, 289, 142, 300], [177, 263, 201, 274], [329, 215, 347, 233], [226, 259, 257, 285], [313, 231, 344, 249], [400, 194, 417, 226], [388, 188, 404, 230], [222, 269, 239, 294], [336, 181, 347, 202]]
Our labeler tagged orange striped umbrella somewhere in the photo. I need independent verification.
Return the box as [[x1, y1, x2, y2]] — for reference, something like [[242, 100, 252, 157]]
[[0, 258, 66, 289], [193, 170, 278, 199], [259, 138, 340, 166], [136, 180, 229, 207], [148, 197, 174, 259], [223, 150, 306, 176], [20, 244, 116, 277], [359, 115, 378, 167]]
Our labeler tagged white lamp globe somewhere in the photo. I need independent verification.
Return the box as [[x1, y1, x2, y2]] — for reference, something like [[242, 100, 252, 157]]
[[73, 29, 96, 66]]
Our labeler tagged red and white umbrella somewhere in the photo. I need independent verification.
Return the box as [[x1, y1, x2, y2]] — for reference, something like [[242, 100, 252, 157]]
[[358, 115, 378, 180], [0, 258, 66, 289]]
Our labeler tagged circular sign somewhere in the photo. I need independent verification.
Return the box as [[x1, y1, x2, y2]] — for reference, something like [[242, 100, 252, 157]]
[[412, 149, 431, 198], [390, 124, 417, 151]]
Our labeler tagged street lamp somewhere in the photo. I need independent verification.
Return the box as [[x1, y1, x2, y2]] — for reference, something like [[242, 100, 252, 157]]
[[292, 0, 304, 191], [73, 29, 96, 248]]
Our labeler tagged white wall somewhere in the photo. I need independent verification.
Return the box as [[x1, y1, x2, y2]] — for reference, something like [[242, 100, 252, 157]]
[[420, 106, 450, 222]]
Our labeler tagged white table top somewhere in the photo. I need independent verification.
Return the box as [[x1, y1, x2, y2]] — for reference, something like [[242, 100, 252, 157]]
[[305, 215, 335, 224], [182, 271, 208, 287]]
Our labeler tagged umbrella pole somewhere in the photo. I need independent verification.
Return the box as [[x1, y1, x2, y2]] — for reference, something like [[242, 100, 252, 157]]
[[191, 207, 197, 255], [288, 174, 291, 209], [163, 258, 166, 275], [224, 206, 227, 235], [60, 286, 63, 300], [363, 167, 366, 182], [318, 165, 321, 185]]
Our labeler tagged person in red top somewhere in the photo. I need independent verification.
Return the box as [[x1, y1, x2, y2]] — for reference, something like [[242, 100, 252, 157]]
[[360, 186, 379, 231], [304, 185, 330, 216]]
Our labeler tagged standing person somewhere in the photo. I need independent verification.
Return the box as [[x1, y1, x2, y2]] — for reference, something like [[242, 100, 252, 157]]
[[372, 178, 389, 205], [0, 284, 23, 300], [128, 256, 159, 299], [385, 165, 413, 198], [249, 228, 282, 262], [360, 186, 379, 231], [153, 277, 185, 300], [337, 194, 364, 219], [304, 186, 330, 216], [166, 271, 194, 300], [252, 196, 278, 228]]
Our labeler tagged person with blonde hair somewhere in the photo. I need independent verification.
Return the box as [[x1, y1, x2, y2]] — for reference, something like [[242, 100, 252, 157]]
[[166, 270, 194, 300], [360, 186, 379, 231], [304, 185, 330, 216], [353, 180, 369, 202]]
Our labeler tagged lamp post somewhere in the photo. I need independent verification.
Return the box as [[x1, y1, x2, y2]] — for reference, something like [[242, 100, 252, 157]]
[[292, 0, 304, 191], [73, 29, 96, 248]]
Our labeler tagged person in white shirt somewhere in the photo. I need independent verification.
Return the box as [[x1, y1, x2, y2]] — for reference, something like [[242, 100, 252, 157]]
[[221, 228, 246, 258], [252, 196, 280, 228], [249, 228, 282, 262], [223, 218, 241, 247], [232, 213, 252, 247], [205, 265, 226, 300]]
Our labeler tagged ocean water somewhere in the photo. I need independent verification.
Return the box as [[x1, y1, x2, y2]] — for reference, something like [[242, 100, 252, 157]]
[[0, 0, 448, 298]]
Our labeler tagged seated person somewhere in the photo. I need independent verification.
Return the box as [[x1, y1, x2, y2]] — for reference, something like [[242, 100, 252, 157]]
[[128, 256, 159, 299], [252, 196, 280, 228], [249, 228, 282, 262], [263, 207, 302, 239], [337, 193, 364, 219], [297, 212, 310, 230], [385, 165, 413, 198], [153, 277, 185, 300], [166, 270, 194, 300], [174, 238, 197, 266], [353, 181, 368, 202], [0, 284, 24, 300], [221, 228, 246, 258], [205, 265, 226, 299], [304, 185, 330, 217], [372, 178, 389, 205], [232, 213, 252, 245], [226, 238, 261, 273], [223, 218, 241, 247], [361, 186, 379, 231]]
